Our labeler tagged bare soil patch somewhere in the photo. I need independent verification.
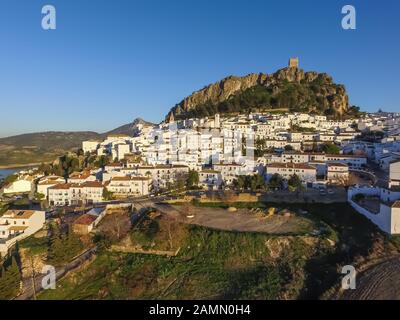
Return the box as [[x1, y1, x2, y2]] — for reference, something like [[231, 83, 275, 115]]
[[159, 204, 315, 235]]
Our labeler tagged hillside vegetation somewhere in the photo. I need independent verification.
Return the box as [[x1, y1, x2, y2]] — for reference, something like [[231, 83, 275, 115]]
[[38, 203, 400, 300], [0, 131, 100, 167], [39, 225, 332, 300]]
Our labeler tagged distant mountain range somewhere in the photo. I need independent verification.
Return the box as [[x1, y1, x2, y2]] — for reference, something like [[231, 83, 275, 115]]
[[0, 118, 154, 168]]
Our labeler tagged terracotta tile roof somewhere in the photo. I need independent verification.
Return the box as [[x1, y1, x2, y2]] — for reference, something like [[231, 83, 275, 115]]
[[201, 170, 220, 174], [49, 183, 71, 190], [130, 176, 151, 181], [73, 214, 97, 226], [111, 176, 150, 181], [268, 163, 316, 170], [392, 201, 400, 208], [50, 181, 103, 189], [3, 210, 36, 219], [82, 181, 103, 188], [111, 176, 131, 181], [38, 177, 65, 185], [137, 164, 188, 170], [106, 163, 123, 167], [69, 171, 91, 179]]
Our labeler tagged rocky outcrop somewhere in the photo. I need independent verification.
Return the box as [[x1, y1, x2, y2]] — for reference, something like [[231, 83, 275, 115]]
[[171, 73, 266, 117], [166, 66, 350, 120]]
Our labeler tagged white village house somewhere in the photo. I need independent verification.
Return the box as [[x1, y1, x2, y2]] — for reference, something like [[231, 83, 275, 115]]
[[0, 210, 46, 257], [348, 161, 400, 234], [106, 176, 152, 197], [3, 175, 34, 194]]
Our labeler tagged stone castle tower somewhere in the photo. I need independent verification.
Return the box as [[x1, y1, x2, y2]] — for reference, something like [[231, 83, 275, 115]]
[[289, 57, 299, 68]]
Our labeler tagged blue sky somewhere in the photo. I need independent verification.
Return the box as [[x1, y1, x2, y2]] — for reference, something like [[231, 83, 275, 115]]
[[0, 0, 399, 137]]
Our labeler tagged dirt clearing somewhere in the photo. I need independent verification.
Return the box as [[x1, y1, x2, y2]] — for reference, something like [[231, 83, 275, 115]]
[[156, 204, 316, 235]]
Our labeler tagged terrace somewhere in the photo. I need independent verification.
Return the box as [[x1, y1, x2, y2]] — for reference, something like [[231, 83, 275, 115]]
[[352, 195, 381, 214]]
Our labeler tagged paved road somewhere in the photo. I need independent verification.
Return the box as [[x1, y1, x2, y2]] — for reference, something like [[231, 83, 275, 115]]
[[15, 247, 97, 300]]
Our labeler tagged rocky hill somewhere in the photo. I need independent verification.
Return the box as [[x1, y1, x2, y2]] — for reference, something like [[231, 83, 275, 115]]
[[104, 118, 155, 137], [166, 66, 352, 121]]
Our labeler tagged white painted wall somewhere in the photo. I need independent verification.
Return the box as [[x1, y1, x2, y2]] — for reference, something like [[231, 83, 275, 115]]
[[3, 180, 32, 194]]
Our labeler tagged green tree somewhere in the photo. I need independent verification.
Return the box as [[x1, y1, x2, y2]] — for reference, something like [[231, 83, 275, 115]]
[[0, 266, 6, 298], [186, 170, 199, 189], [174, 172, 188, 191], [103, 188, 115, 201], [65, 226, 83, 260], [322, 143, 340, 155], [95, 155, 110, 169], [255, 138, 267, 157], [48, 225, 83, 266], [0, 256, 21, 299], [76, 148, 84, 157], [268, 173, 284, 190], [249, 174, 266, 192], [52, 164, 64, 177], [35, 192, 46, 201], [92, 232, 111, 251], [288, 174, 302, 191], [38, 163, 53, 175], [284, 145, 294, 152], [47, 223, 66, 265], [233, 176, 246, 191], [0, 202, 9, 214]]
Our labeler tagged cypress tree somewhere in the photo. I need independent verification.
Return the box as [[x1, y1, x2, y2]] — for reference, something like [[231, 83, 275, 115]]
[[48, 223, 66, 265], [0, 266, 8, 299], [0, 257, 21, 300], [7, 256, 21, 297], [66, 225, 83, 260]]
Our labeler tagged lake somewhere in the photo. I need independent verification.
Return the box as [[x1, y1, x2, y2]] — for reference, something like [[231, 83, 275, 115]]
[[0, 168, 19, 180]]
